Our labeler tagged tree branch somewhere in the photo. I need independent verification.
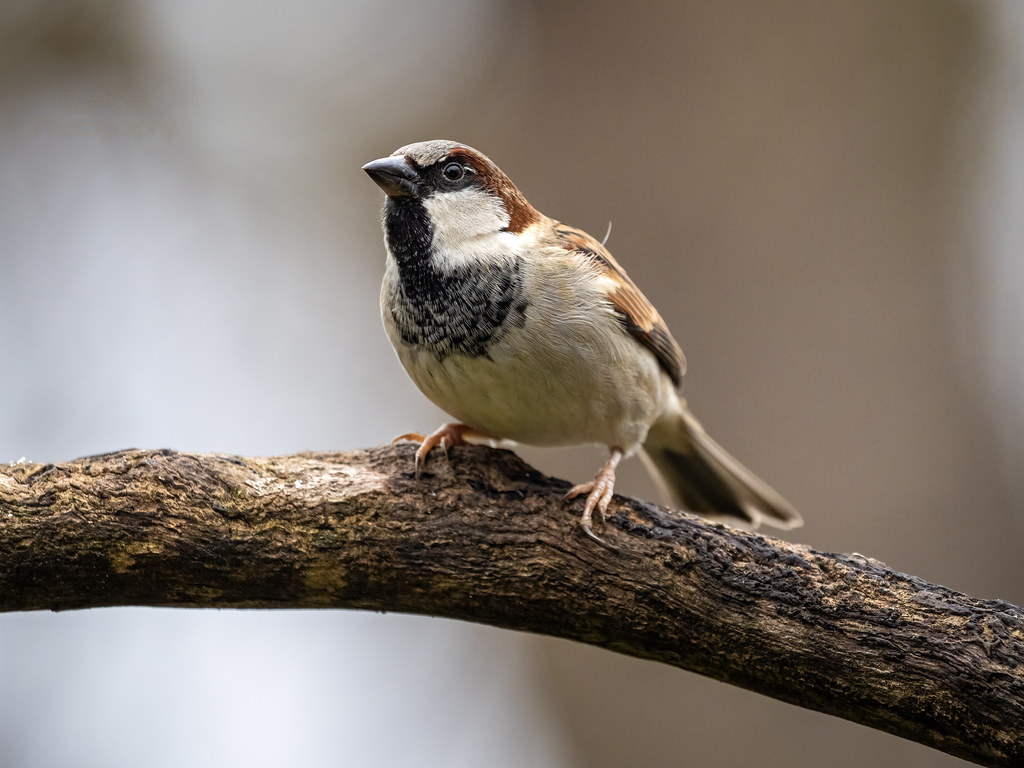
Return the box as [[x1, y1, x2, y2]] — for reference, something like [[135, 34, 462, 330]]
[[1, 445, 1021, 765]]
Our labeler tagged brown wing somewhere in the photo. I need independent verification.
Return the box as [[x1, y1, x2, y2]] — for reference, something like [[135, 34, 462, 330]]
[[553, 222, 686, 387]]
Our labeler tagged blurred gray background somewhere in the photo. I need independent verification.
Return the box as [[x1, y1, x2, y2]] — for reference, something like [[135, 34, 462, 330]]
[[2, 1, 1023, 766]]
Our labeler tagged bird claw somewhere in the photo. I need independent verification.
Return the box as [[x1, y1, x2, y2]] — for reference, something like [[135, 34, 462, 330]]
[[565, 471, 617, 543], [396, 424, 483, 478], [580, 520, 607, 545], [564, 449, 623, 545]]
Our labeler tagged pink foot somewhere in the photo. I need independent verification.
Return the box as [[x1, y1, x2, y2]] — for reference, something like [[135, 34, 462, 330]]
[[393, 423, 490, 477], [565, 448, 623, 543]]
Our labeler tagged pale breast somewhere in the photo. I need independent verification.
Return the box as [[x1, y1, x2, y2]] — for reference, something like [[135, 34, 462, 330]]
[[381, 254, 672, 453]]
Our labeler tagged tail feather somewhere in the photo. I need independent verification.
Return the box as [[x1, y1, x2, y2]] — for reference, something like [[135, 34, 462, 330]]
[[641, 401, 802, 530]]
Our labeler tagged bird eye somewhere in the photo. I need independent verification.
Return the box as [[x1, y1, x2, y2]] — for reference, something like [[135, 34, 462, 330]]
[[442, 162, 465, 182]]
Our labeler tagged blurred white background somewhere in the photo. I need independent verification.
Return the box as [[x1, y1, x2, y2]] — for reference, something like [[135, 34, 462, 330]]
[[2, 2, 1022, 766]]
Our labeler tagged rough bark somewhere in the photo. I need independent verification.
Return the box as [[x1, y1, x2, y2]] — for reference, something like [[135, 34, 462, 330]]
[[1, 444, 1021, 765]]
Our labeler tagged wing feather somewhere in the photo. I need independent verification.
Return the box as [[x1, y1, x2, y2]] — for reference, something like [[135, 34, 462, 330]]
[[553, 223, 686, 387]]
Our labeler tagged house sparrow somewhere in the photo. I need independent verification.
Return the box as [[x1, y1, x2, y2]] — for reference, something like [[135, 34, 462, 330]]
[[363, 140, 801, 541]]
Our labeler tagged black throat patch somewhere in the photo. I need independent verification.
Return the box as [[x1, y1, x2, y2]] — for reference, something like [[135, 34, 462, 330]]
[[383, 197, 528, 360]]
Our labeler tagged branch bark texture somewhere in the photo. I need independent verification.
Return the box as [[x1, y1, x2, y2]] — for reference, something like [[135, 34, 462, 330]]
[[1, 445, 1021, 765]]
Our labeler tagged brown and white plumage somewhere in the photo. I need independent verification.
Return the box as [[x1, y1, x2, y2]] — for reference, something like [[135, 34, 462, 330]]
[[363, 139, 801, 540]]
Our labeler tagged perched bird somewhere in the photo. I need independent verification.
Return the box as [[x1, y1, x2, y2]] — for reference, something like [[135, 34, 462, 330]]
[[363, 140, 801, 540]]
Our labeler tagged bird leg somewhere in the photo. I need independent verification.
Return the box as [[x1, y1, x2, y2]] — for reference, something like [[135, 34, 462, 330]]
[[565, 448, 623, 542], [393, 423, 491, 478]]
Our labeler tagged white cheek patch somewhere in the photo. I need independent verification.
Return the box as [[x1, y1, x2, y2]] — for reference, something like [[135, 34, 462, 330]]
[[423, 188, 519, 269]]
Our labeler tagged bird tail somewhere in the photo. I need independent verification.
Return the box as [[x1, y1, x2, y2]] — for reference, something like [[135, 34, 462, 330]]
[[640, 398, 802, 530]]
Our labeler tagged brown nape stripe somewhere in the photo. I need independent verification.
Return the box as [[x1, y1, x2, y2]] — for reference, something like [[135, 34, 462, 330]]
[[450, 148, 541, 234]]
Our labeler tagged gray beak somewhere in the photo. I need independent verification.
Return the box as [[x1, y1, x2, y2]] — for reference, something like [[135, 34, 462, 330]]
[[362, 156, 421, 198]]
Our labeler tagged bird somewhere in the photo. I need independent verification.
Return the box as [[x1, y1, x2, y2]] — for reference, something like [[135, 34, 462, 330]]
[[362, 139, 801, 541]]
